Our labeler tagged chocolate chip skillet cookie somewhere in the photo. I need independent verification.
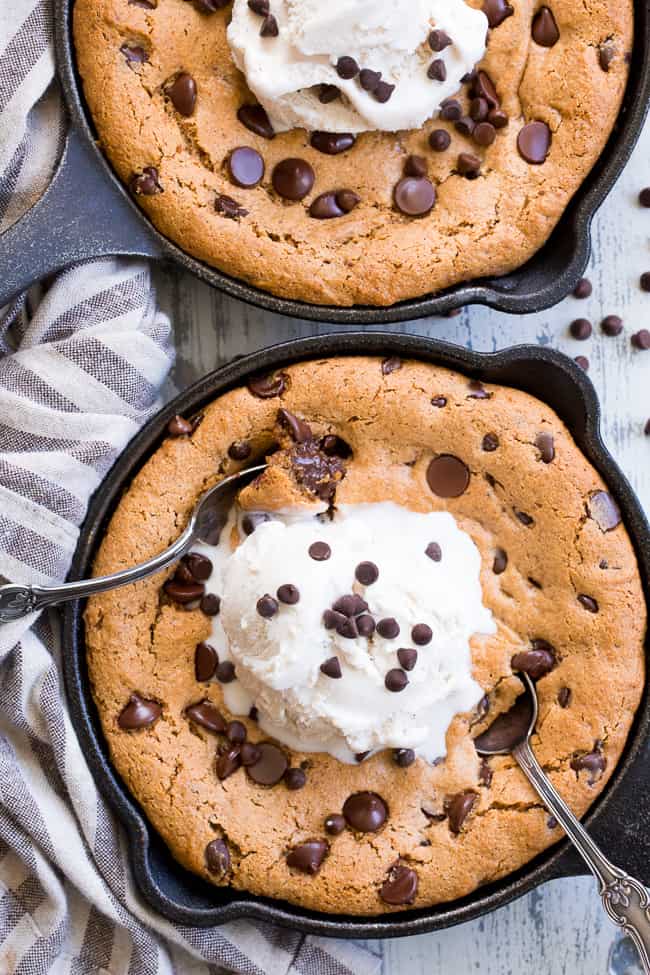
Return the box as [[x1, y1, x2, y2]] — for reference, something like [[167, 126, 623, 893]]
[[85, 357, 646, 914], [72, 0, 632, 306]]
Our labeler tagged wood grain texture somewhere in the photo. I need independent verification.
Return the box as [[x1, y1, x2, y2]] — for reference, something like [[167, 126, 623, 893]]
[[153, 114, 650, 975]]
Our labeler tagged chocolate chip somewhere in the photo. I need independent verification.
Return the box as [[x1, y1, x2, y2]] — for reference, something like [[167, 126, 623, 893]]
[[355, 561, 379, 585], [535, 432, 555, 463], [227, 720, 247, 745], [632, 329, 650, 350], [578, 594, 599, 613], [394, 177, 436, 217], [411, 624, 432, 646], [130, 166, 162, 196], [377, 617, 400, 639], [474, 122, 496, 147], [310, 131, 356, 155], [428, 59, 447, 82], [164, 578, 205, 604], [324, 813, 346, 835], [446, 791, 477, 833], [257, 594, 278, 618], [517, 121, 551, 164], [240, 741, 262, 766], [333, 594, 368, 617], [195, 642, 218, 681], [472, 71, 499, 107], [118, 693, 161, 730], [248, 706, 259, 721], [574, 355, 590, 372], [457, 152, 481, 178], [493, 548, 508, 574], [320, 656, 342, 679], [641, 273, 650, 293], [205, 838, 230, 876], [200, 593, 221, 616], [320, 435, 352, 458], [186, 700, 227, 733], [228, 439, 252, 462], [431, 395, 448, 408], [309, 190, 359, 219], [455, 116, 475, 138], [248, 371, 288, 398], [357, 614, 375, 637], [429, 129, 451, 151], [286, 839, 328, 874], [425, 541, 442, 562], [285, 767, 307, 790], [599, 43, 615, 72], [380, 862, 419, 905], [229, 147, 264, 188], [260, 13, 278, 36], [272, 158, 315, 200], [381, 355, 402, 375], [246, 742, 288, 785], [532, 7, 559, 46], [427, 454, 470, 498], [385, 668, 408, 692], [216, 746, 241, 780], [570, 318, 592, 340], [393, 748, 416, 768], [276, 583, 299, 605], [558, 686, 572, 708], [573, 277, 592, 299], [515, 509, 534, 526], [483, 0, 514, 28], [488, 107, 509, 128], [309, 541, 331, 561], [468, 380, 491, 399], [479, 758, 493, 787], [167, 414, 193, 436], [319, 84, 340, 103], [470, 97, 489, 122], [428, 29, 452, 51], [186, 553, 213, 581], [120, 43, 148, 64], [277, 407, 312, 443], [215, 194, 248, 219], [439, 98, 462, 121], [336, 55, 359, 79], [571, 743, 606, 785], [216, 660, 236, 683], [165, 72, 196, 116], [511, 639, 556, 680], [343, 792, 388, 832], [237, 103, 275, 139], [640, 187, 650, 208], [601, 315, 623, 337], [588, 490, 621, 531], [323, 609, 345, 630], [359, 68, 381, 92], [482, 432, 499, 452], [397, 648, 417, 671]]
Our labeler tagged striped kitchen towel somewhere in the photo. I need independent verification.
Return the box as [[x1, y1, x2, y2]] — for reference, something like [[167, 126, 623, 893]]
[[0, 4, 381, 975]]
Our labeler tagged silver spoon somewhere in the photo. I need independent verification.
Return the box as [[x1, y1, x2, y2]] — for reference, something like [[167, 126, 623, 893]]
[[0, 464, 267, 623], [475, 673, 650, 971]]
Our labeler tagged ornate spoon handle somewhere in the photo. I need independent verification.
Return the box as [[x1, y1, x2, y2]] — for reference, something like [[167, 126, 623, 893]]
[[514, 739, 650, 972], [0, 523, 194, 623]]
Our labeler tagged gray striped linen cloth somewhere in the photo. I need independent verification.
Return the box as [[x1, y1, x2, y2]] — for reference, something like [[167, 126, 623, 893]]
[[0, 4, 382, 974]]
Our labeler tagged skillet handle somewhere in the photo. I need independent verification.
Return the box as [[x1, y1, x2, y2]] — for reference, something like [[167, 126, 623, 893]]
[[0, 126, 162, 307]]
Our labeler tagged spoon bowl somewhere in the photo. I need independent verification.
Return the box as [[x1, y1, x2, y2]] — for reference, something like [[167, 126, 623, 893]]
[[474, 672, 537, 756]]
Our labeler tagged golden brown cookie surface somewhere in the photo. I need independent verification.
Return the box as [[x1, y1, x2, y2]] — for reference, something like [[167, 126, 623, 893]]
[[85, 357, 646, 915], [72, 1, 632, 306]]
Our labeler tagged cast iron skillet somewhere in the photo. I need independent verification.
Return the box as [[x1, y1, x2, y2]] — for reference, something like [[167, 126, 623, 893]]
[[63, 332, 650, 937], [1, 5, 650, 323]]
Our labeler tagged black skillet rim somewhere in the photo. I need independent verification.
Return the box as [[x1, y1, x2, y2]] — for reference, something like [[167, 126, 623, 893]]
[[62, 332, 650, 938], [54, 0, 650, 324]]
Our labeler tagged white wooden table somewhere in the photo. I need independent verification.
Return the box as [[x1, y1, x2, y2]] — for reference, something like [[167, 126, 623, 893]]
[[153, 113, 650, 975]]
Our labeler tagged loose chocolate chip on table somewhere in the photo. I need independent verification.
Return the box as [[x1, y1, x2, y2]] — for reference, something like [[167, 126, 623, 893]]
[[246, 742, 288, 785], [570, 318, 592, 340], [248, 370, 288, 398], [343, 791, 388, 832], [573, 277, 592, 299], [118, 693, 161, 730], [641, 272, 650, 292], [479, 758, 493, 787], [483, 0, 513, 28], [558, 686, 572, 708], [216, 747, 241, 780], [240, 741, 262, 766], [394, 177, 436, 217], [393, 748, 416, 768], [632, 329, 650, 350], [535, 431, 555, 463], [578, 594, 599, 613], [216, 660, 236, 683], [428, 59, 447, 82], [355, 561, 379, 585], [336, 55, 359, 79], [205, 838, 230, 876], [277, 583, 300, 604], [429, 129, 451, 152], [382, 355, 402, 375], [237, 103, 275, 138], [215, 194, 248, 219], [324, 813, 346, 835], [227, 720, 247, 744], [286, 839, 328, 874], [165, 72, 197, 116], [532, 7, 559, 46], [511, 639, 556, 680], [385, 668, 409, 692], [285, 767, 307, 790], [164, 578, 205, 603], [320, 656, 343, 679], [517, 121, 551, 164], [377, 617, 400, 639], [228, 146, 264, 188], [446, 791, 477, 833], [571, 743, 606, 785], [228, 439, 252, 461], [482, 432, 499, 452], [380, 862, 419, 905], [397, 648, 418, 671], [411, 623, 432, 646], [195, 641, 218, 681], [640, 188, 650, 208], [200, 593, 221, 616], [493, 548, 508, 574], [588, 490, 622, 531], [310, 131, 356, 155], [427, 454, 470, 498], [186, 700, 227, 733], [257, 594, 279, 618], [574, 355, 590, 372], [272, 158, 315, 200], [425, 541, 442, 561], [457, 152, 481, 178], [120, 43, 148, 64], [130, 166, 162, 196]]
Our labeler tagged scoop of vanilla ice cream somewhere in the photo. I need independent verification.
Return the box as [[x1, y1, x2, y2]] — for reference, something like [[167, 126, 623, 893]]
[[227, 0, 488, 133], [202, 502, 494, 764]]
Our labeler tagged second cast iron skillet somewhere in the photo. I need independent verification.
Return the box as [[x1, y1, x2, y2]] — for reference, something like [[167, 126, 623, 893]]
[[0, 0, 649, 323]]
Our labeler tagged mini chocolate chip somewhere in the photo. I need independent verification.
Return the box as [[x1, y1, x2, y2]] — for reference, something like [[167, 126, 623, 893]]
[[397, 648, 418, 671], [515, 509, 534, 526], [536, 431, 555, 463], [493, 548, 508, 574], [455, 116, 475, 138], [355, 561, 379, 585], [468, 380, 491, 399], [277, 583, 300, 604], [285, 767, 307, 790], [601, 315, 623, 337], [472, 71, 499, 107], [333, 594, 368, 617], [573, 277, 592, 299], [377, 617, 400, 639], [237, 103, 275, 138], [380, 862, 419, 905], [310, 131, 356, 155], [167, 414, 193, 436], [571, 743, 606, 785], [130, 166, 162, 196], [215, 194, 248, 219], [558, 686, 572, 708], [324, 813, 346, 835], [319, 83, 340, 103], [216, 746, 241, 780], [336, 617, 358, 639], [570, 318, 592, 340], [578, 594, 599, 613], [547, 815, 558, 830], [574, 355, 590, 372], [165, 72, 197, 116], [286, 839, 328, 874], [429, 129, 451, 151], [359, 68, 381, 91], [216, 660, 236, 683], [336, 189, 360, 212], [482, 432, 499, 452], [517, 121, 551, 164], [186, 700, 227, 733], [260, 13, 278, 36], [272, 158, 315, 200], [309, 192, 344, 219], [356, 614, 376, 637], [246, 741, 288, 785], [392, 747, 416, 769], [532, 7, 559, 46], [632, 329, 650, 350], [394, 177, 436, 216], [427, 454, 470, 498], [257, 594, 278, 618], [323, 609, 345, 630], [470, 97, 489, 122], [229, 147, 264, 188], [483, 0, 514, 29], [446, 791, 477, 833], [599, 43, 615, 72], [457, 152, 481, 178], [488, 107, 509, 128], [320, 656, 342, 679], [118, 693, 161, 730], [411, 623, 432, 646], [240, 741, 262, 766], [385, 668, 408, 692], [588, 491, 622, 531], [343, 792, 388, 832], [248, 371, 288, 398], [425, 541, 442, 561], [511, 639, 556, 680], [200, 593, 221, 616], [382, 355, 402, 375], [431, 395, 448, 408], [439, 98, 462, 121], [205, 838, 230, 876], [429, 28, 452, 51], [474, 122, 496, 147], [120, 43, 148, 64], [278, 407, 312, 442], [195, 641, 218, 681], [164, 578, 205, 604], [428, 59, 447, 82], [227, 720, 247, 744], [248, 0, 269, 12], [228, 439, 252, 460], [336, 55, 359, 79]]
